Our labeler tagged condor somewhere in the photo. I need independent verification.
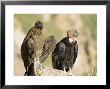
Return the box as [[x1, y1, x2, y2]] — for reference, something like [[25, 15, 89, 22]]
[[52, 30, 79, 76]]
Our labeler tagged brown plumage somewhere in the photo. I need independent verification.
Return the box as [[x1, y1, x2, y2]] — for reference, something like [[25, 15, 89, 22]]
[[21, 21, 56, 76]]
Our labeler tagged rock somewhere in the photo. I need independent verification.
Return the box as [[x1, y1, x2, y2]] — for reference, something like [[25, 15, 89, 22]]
[[35, 66, 75, 76]]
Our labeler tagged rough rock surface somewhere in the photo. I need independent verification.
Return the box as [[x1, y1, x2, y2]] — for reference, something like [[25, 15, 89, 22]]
[[35, 66, 75, 76]]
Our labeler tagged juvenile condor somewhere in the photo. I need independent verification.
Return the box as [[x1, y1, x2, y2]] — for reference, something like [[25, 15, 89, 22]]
[[21, 21, 56, 76], [52, 30, 79, 75]]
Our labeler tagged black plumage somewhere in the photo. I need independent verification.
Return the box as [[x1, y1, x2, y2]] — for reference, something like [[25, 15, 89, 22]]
[[52, 37, 78, 74]]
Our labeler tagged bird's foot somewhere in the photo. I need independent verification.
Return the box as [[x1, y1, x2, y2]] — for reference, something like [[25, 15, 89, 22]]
[[69, 67, 73, 76], [63, 68, 67, 76], [69, 72, 73, 76]]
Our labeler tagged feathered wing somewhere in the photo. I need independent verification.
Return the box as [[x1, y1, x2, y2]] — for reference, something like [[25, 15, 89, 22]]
[[52, 41, 65, 70], [21, 36, 36, 76], [73, 42, 78, 64], [39, 35, 56, 63], [52, 38, 78, 71]]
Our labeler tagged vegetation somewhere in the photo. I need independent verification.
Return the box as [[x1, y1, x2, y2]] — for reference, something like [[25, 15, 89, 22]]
[[87, 67, 97, 76]]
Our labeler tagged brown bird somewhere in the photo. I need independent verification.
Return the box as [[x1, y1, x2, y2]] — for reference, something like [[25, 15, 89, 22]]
[[21, 21, 56, 76]]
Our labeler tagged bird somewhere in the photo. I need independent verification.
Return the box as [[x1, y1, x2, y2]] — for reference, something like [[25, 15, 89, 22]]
[[52, 29, 79, 76], [21, 21, 56, 76]]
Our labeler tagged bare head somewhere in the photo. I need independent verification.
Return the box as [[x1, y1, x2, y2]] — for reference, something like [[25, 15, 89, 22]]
[[34, 21, 43, 30], [67, 29, 79, 41]]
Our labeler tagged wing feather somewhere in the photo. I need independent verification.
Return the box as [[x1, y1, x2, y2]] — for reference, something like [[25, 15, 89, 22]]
[[39, 36, 56, 63]]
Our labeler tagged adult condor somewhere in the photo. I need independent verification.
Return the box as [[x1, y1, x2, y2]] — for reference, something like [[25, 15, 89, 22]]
[[52, 29, 79, 76]]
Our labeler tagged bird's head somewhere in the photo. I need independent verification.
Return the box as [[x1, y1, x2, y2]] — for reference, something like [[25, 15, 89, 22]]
[[67, 29, 79, 42], [34, 21, 43, 30]]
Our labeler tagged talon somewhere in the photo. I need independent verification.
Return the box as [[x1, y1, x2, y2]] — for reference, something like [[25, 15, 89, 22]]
[[69, 73, 73, 76], [63, 68, 67, 76], [69, 67, 72, 76]]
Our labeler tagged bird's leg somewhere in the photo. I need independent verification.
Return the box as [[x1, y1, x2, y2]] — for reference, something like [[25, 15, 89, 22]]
[[69, 67, 72, 76], [34, 59, 37, 75], [63, 67, 67, 75], [24, 67, 28, 76]]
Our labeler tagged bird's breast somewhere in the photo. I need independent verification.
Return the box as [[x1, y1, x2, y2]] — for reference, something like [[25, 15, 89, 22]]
[[34, 35, 45, 56]]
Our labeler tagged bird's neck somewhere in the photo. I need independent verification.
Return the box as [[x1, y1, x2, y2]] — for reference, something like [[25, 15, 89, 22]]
[[34, 28, 42, 35], [69, 38, 74, 43]]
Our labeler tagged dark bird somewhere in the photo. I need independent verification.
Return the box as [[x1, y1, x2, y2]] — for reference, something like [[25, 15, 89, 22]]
[[21, 21, 56, 76], [52, 30, 79, 75]]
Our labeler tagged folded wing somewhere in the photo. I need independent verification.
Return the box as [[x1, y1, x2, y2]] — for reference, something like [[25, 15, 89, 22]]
[[39, 35, 56, 63]]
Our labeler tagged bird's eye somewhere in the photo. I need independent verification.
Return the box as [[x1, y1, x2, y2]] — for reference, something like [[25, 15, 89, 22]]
[[73, 34, 75, 37]]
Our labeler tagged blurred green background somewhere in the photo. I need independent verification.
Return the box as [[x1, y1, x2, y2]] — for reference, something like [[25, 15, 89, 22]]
[[14, 14, 97, 76]]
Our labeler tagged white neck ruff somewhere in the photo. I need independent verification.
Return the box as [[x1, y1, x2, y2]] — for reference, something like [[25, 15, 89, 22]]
[[69, 38, 74, 43]]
